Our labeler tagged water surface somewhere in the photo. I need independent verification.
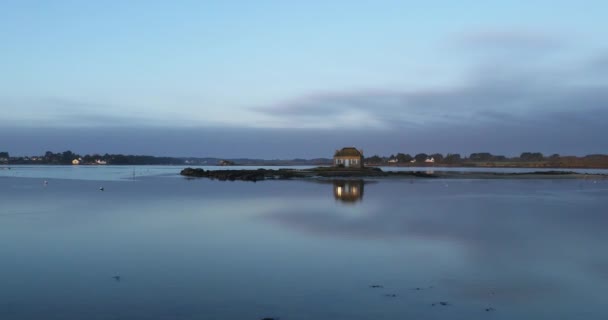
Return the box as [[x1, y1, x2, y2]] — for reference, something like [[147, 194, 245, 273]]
[[1, 167, 607, 319]]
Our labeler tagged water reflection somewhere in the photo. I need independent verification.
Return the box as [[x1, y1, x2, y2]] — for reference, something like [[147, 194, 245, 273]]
[[333, 180, 364, 203], [3, 176, 608, 319]]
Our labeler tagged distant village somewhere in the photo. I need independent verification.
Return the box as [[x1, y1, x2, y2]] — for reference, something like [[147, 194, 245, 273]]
[[2, 148, 608, 169]]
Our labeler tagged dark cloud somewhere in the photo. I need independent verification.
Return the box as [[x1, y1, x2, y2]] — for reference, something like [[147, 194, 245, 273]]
[[253, 72, 608, 130], [1, 116, 607, 158], [4, 76, 608, 157]]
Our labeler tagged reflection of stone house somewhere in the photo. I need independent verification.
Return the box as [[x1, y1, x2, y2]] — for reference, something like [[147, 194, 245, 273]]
[[333, 180, 364, 203], [333, 147, 364, 168]]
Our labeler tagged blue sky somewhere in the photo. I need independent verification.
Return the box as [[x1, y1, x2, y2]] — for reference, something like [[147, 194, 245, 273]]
[[1, 1, 607, 157]]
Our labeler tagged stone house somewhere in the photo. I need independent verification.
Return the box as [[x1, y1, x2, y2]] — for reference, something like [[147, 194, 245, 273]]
[[333, 147, 364, 168]]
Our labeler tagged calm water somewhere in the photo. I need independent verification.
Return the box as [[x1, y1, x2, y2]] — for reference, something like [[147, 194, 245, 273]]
[[1, 166, 608, 319]]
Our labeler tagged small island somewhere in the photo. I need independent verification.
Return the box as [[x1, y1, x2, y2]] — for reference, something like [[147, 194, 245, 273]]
[[180, 166, 607, 181], [180, 167, 608, 182]]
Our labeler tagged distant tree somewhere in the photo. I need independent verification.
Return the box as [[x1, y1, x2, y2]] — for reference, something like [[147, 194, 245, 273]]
[[42, 151, 62, 164], [61, 150, 80, 164], [444, 153, 462, 163], [469, 153, 494, 162], [520, 152, 544, 162], [396, 153, 413, 163], [549, 153, 560, 159], [366, 155, 383, 164], [414, 153, 429, 162], [430, 153, 444, 163], [83, 154, 96, 164]]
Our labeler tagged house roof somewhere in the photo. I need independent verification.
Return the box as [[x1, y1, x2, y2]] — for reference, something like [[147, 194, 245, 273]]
[[334, 147, 363, 157]]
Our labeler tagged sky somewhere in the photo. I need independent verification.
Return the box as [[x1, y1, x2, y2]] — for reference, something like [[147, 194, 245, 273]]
[[1, 1, 607, 158]]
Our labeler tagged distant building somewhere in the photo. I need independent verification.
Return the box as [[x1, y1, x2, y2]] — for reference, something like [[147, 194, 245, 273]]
[[334, 147, 364, 168], [425, 157, 435, 163], [388, 158, 398, 163], [95, 159, 107, 165], [72, 159, 80, 165], [219, 159, 235, 166]]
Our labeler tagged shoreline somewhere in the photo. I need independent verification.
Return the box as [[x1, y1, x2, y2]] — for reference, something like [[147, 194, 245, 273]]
[[4, 163, 608, 170], [180, 167, 608, 182]]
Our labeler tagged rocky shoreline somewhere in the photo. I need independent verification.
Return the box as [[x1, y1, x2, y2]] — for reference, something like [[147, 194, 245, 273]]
[[180, 167, 606, 182]]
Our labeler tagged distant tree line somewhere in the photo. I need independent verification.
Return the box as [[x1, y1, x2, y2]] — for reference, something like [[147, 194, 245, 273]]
[[4, 150, 608, 168], [364, 152, 608, 168], [6, 151, 187, 165]]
